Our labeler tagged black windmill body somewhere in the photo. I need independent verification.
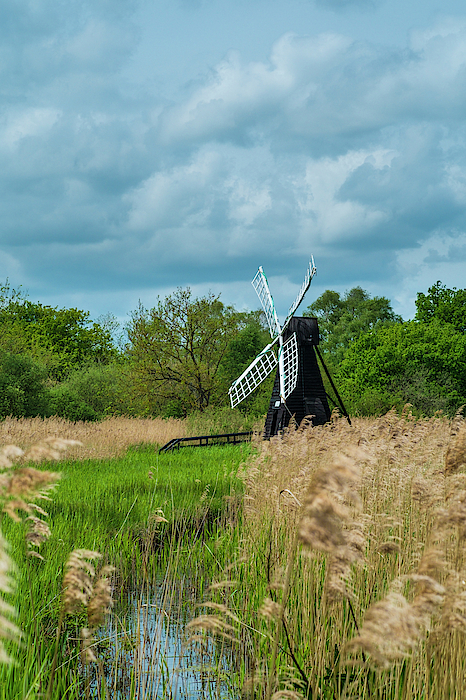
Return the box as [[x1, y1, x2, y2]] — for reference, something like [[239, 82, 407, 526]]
[[264, 316, 331, 438], [228, 259, 350, 438]]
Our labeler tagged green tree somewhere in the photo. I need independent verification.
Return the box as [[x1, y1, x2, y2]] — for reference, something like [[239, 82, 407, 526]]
[[127, 288, 244, 414], [0, 351, 49, 419], [415, 281, 466, 333], [48, 384, 99, 422], [337, 319, 466, 416], [0, 296, 116, 379], [48, 363, 136, 421], [220, 316, 269, 384], [304, 286, 402, 366]]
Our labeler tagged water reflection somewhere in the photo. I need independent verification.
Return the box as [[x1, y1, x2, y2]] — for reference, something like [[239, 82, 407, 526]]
[[100, 574, 235, 699]]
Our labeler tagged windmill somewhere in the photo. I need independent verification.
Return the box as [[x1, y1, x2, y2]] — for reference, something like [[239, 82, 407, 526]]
[[228, 258, 350, 438]]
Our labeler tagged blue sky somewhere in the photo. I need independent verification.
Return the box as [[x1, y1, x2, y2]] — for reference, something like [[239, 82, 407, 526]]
[[2, 0, 466, 325]]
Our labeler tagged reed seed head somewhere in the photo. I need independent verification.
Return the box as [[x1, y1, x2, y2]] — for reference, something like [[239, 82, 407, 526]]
[[208, 579, 238, 591], [347, 572, 445, 668], [7, 467, 60, 499], [87, 565, 114, 629], [3, 468, 60, 521], [25, 516, 51, 548], [0, 531, 20, 665], [186, 614, 238, 643], [411, 475, 444, 509], [445, 415, 466, 476], [299, 492, 346, 551], [22, 438, 83, 464], [198, 601, 240, 623], [0, 446, 24, 469], [259, 597, 282, 621], [378, 542, 401, 555], [80, 627, 97, 664], [417, 547, 447, 577], [346, 591, 418, 667], [148, 509, 168, 525], [438, 476, 466, 538], [62, 549, 101, 615], [298, 453, 362, 553], [326, 521, 366, 601], [439, 571, 466, 633], [409, 574, 446, 628]]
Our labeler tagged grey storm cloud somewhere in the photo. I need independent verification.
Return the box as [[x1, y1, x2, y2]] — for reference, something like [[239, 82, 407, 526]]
[[1, 1, 466, 321]]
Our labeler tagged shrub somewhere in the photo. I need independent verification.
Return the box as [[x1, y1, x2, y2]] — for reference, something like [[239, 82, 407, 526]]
[[48, 384, 98, 422], [338, 319, 466, 416], [0, 351, 49, 418], [62, 363, 132, 417]]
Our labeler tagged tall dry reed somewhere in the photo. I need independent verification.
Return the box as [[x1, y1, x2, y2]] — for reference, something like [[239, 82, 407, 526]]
[[225, 408, 465, 698], [0, 416, 187, 459]]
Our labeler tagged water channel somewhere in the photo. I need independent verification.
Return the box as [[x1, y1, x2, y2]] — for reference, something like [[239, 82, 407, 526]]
[[96, 571, 238, 699]]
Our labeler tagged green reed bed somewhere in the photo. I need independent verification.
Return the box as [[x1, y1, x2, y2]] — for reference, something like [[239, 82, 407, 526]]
[[0, 443, 250, 700]]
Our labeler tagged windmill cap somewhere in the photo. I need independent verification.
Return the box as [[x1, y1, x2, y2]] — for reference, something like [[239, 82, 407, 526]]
[[284, 317, 319, 345]]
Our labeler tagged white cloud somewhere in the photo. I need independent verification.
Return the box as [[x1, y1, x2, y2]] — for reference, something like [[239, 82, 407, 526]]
[[227, 178, 272, 226], [394, 230, 466, 318], [0, 108, 61, 150], [297, 149, 393, 245], [0, 250, 23, 281], [2, 4, 466, 320], [156, 21, 466, 153], [159, 32, 356, 144], [126, 148, 224, 230]]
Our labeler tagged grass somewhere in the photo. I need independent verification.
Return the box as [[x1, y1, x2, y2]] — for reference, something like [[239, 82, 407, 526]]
[[0, 435, 250, 699]]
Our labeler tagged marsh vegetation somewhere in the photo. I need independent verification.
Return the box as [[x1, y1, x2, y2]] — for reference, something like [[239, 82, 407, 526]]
[[0, 410, 465, 698]]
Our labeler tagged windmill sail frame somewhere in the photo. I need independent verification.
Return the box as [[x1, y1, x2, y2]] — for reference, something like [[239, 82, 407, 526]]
[[281, 331, 299, 399], [228, 256, 349, 436], [283, 256, 316, 330], [228, 342, 278, 409], [228, 258, 317, 411], [251, 267, 281, 338]]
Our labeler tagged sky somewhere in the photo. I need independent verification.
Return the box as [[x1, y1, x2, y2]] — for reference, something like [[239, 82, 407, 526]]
[[2, 0, 466, 327]]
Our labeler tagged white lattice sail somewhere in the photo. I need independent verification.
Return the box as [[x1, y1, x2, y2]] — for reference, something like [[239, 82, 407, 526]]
[[229, 257, 316, 409], [251, 267, 281, 338], [229, 346, 278, 408], [282, 332, 299, 399], [283, 257, 316, 330]]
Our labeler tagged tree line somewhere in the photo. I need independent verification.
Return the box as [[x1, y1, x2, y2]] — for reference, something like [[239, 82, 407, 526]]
[[0, 278, 464, 422]]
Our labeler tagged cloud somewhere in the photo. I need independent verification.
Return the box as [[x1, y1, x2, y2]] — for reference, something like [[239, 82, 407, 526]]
[[157, 24, 466, 157], [393, 230, 466, 318], [159, 33, 356, 147], [2, 6, 466, 323]]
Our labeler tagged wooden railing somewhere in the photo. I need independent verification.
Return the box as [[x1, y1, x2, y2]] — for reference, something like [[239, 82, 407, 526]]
[[158, 431, 254, 453]]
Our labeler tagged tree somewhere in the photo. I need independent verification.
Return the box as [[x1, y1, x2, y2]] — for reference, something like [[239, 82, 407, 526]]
[[219, 313, 269, 384], [337, 319, 466, 416], [0, 351, 49, 419], [0, 295, 116, 379], [415, 281, 466, 333], [304, 286, 402, 366], [48, 363, 135, 422], [127, 288, 244, 414]]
